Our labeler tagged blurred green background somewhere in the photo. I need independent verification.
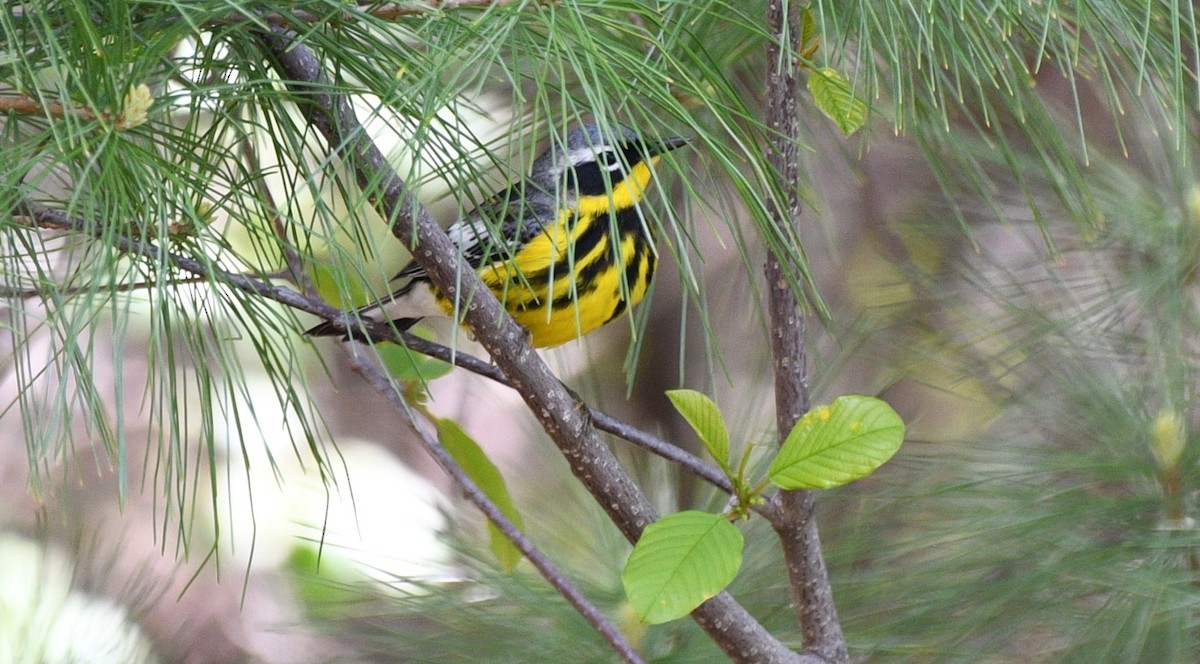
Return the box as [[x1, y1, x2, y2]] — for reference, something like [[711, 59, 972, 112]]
[[2, 1, 1199, 662]]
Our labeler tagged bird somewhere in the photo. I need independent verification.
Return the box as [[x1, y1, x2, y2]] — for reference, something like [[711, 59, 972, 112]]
[[306, 123, 688, 348]]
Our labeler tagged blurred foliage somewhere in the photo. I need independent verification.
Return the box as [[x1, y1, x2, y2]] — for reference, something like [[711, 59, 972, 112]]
[[3, 0, 1200, 662], [821, 123, 1200, 659]]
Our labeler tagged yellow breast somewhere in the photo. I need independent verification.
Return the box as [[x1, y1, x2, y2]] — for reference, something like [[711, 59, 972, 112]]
[[465, 159, 660, 347]]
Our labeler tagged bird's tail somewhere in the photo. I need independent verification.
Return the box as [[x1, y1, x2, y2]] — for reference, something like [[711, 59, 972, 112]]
[[304, 297, 389, 339], [304, 320, 346, 338], [304, 316, 422, 342]]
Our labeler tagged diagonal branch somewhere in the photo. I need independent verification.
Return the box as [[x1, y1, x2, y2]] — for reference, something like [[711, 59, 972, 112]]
[[9, 199, 766, 515], [256, 25, 807, 663], [342, 347, 646, 664], [9, 198, 642, 662], [763, 1, 848, 662], [11, 202, 334, 317], [395, 335, 758, 509]]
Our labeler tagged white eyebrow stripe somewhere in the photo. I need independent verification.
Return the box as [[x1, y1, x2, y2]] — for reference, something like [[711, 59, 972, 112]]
[[564, 146, 600, 166], [562, 145, 627, 177]]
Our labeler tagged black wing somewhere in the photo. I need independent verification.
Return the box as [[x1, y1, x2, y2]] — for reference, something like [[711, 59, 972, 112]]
[[306, 184, 552, 339], [391, 183, 551, 283]]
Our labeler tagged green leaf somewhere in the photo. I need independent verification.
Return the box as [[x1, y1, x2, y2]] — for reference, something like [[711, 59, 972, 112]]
[[379, 343, 453, 385], [437, 419, 523, 572], [286, 545, 362, 615], [666, 389, 731, 471], [769, 395, 905, 490], [800, 7, 818, 53], [621, 511, 743, 624], [309, 262, 367, 315], [807, 67, 868, 136]]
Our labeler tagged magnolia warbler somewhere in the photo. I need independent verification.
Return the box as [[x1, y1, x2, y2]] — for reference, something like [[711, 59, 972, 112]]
[[307, 123, 688, 347]]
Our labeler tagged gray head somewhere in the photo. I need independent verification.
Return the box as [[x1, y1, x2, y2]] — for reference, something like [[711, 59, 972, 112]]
[[527, 123, 688, 199]]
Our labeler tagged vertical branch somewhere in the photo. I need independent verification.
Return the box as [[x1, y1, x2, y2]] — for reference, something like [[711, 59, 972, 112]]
[[764, 1, 849, 662]]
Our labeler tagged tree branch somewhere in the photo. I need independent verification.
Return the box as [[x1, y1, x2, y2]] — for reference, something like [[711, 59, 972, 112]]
[[256, 25, 805, 663], [763, 1, 848, 662], [9, 198, 643, 661], [0, 95, 98, 121], [342, 346, 645, 664], [8, 201, 766, 517], [0, 85, 152, 131], [210, 0, 530, 29], [395, 335, 762, 509], [10, 202, 330, 313]]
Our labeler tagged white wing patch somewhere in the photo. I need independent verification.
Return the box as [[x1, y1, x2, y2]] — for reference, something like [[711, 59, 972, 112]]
[[446, 217, 486, 249]]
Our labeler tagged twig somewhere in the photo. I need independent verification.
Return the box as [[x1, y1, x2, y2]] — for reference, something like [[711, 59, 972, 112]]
[[0, 95, 99, 122], [0, 273, 212, 300], [393, 335, 783, 520], [256, 27, 806, 663], [211, 0, 531, 29], [344, 347, 646, 664], [763, 1, 847, 662], [237, 136, 313, 290], [8, 200, 759, 509], [1, 87, 151, 130], [369, 0, 526, 19], [11, 197, 643, 657], [10, 202, 345, 321]]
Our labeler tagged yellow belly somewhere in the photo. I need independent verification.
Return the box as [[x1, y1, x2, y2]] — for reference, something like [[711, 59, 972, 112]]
[[432, 214, 655, 347], [479, 215, 655, 347], [437, 159, 660, 347], [507, 234, 654, 347]]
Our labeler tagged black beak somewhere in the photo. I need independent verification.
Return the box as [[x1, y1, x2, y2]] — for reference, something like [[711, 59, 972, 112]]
[[647, 135, 691, 156]]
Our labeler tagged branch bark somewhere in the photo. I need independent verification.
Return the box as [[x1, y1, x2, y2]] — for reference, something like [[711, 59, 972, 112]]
[[763, 1, 849, 662], [343, 349, 646, 664], [256, 26, 806, 663]]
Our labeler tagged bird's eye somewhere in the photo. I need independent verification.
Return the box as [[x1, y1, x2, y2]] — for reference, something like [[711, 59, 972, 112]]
[[596, 149, 622, 170]]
